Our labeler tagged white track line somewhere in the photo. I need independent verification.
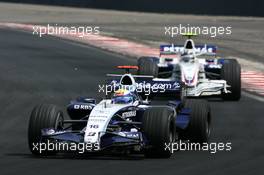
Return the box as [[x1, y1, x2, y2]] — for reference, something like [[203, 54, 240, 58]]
[[242, 91, 264, 102]]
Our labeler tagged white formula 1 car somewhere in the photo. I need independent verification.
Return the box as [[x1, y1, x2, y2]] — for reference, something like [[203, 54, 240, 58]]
[[137, 35, 241, 101]]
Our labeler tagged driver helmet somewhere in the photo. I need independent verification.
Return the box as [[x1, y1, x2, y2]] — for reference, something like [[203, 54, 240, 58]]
[[112, 89, 134, 104]]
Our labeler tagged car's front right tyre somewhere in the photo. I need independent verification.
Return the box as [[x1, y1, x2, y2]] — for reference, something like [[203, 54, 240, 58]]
[[28, 104, 64, 156], [137, 56, 159, 77]]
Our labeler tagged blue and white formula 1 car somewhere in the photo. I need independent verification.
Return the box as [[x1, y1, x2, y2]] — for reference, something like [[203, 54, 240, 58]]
[[28, 66, 211, 158], [137, 35, 241, 101]]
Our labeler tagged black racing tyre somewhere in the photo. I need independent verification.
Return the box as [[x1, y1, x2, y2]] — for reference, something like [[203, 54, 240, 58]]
[[143, 107, 176, 158], [137, 57, 159, 77], [221, 59, 241, 101], [28, 104, 64, 155], [183, 99, 211, 143]]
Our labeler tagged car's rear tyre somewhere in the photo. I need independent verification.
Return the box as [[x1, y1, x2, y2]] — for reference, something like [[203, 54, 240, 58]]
[[183, 99, 211, 143], [221, 59, 241, 101], [137, 57, 159, 77], [28, 104, 64, 155], [143, 107, 176, 158]]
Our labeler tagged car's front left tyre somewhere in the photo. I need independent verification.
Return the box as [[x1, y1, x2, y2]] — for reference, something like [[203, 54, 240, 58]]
[[142, 107, 176, 158], [221, 59, 241, 101], [182, 99, 211, 143]]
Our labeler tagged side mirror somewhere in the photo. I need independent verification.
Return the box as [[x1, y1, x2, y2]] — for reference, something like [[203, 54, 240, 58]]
[[133, 101, 139, 106], [141, 98, 151, 105]]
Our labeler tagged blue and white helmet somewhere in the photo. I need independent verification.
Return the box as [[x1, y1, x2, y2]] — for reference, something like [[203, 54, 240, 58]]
[[112, 89, 134, 104]]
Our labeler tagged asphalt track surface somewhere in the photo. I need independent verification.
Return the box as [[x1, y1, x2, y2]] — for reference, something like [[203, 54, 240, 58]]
[[0, 28, 264, 175]]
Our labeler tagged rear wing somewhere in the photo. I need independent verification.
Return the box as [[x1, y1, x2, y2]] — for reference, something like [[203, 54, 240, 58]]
[[160, 44, 217, 56]]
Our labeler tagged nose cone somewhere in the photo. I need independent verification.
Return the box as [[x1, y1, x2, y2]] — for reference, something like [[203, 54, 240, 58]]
[[181, 66, 198, 87]]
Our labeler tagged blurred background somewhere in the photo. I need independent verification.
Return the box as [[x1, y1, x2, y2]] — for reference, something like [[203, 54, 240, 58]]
[[1, 0, 263, 17]]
